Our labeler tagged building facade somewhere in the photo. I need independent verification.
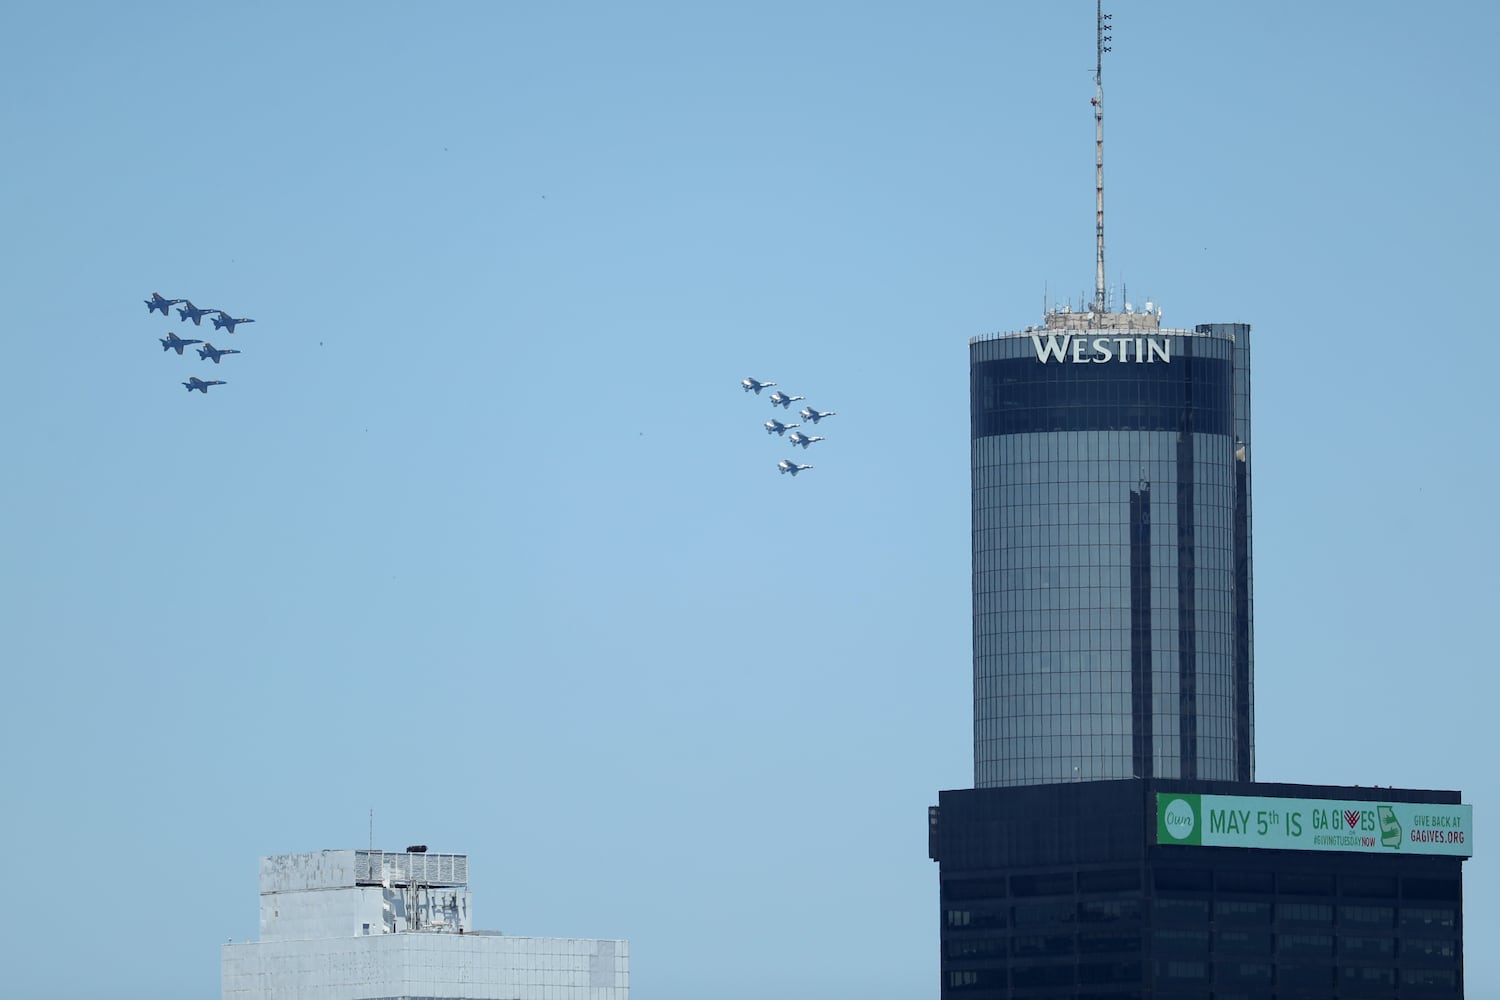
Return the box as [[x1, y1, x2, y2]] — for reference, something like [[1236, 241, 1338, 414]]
[[930, 779, 1468, 999], [222, 848, 629, 1000], [970, 309, 1253, 787]]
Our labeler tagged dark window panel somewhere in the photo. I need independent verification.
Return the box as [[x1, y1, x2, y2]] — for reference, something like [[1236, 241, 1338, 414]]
[[1153, 868, 1212, 892]]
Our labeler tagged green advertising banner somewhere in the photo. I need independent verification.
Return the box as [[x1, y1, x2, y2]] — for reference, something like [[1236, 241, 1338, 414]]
[[1155, 793, 1473, 857]]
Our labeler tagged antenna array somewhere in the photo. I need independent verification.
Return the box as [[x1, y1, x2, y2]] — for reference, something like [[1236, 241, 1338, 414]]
[[1092, 1, 1112, 312]]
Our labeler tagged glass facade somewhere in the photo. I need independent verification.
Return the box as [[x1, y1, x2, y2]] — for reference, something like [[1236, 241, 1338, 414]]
[[930, 780, 1466, 999], [970, 321, 1253, 787]]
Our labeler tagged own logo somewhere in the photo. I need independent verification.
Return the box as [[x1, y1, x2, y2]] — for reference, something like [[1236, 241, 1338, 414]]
[[1163, 799, 1196, 840]]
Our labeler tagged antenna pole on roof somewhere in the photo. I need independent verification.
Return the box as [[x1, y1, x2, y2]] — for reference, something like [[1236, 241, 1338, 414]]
[[1093, 0, 1112, 313]]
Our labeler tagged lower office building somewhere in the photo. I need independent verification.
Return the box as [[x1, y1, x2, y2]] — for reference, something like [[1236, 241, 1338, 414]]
[[222, 848, 629, 1000], [929, 779, 1470, 999]]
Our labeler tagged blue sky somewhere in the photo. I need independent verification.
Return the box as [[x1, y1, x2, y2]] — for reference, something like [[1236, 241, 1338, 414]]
[[2, 2, 1496, 996]]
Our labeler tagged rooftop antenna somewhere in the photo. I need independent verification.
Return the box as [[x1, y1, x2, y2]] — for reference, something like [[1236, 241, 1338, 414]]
[[1092, 0, 1112, 313]]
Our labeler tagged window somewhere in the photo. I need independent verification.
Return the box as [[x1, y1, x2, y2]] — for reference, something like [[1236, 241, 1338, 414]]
[[1154, 868, 1211, 891], [1153, 959, 1207, 980], [1401, 937, 1458, 960], [1012, 964, 1075, 988], [1340, 874, 1396, 898], [1275, 902, 1331, 923], [1401, 968, 1457, 989], [1216, 870, 1273, 893], [1213, 930, 1271, 955], [1340, 935, 1393, 957], [947, 878, 1008, 900], [1276, 933, 1332, 957], [947, 906, 1005, 929], [1077, 961, 1143, 986], [1012, 934, 1074, 958], [1079, 868, 1141, 892], [1214, 961, 1272, 985], [1152, 898, 1209, 923], [1276, 872, 1333, 895], [1012, 872, 1074, 897], [1342, 965, 1394, 987], [1214, 900, 1270, 925], [1339, 904, 1393, 928], [1079, 930, 1141, 954], [945, 938, 1002, 960], [1014, 900, 1075, 927], [1278, 964, 1333, 989], [1402, 877, 1461, 901], [1400, 906, 1456, 931], [1152, 928, 1208, 954]]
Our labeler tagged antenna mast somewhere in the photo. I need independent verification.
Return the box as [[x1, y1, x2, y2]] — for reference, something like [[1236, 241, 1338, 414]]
[[1092, 1, 1112, 312]]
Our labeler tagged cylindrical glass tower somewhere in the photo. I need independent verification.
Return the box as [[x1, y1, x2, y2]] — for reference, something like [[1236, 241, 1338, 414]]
[[970, 312, 1253, 787]]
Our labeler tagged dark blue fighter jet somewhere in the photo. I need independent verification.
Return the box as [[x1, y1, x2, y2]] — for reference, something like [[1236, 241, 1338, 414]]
[[160, 331, 204, 355], [176, 300, 217, 326], [144, 292, 184, 316], [197, 342, 241, 364], [211, 311, 255, 334], [183, 377, 227, 393]]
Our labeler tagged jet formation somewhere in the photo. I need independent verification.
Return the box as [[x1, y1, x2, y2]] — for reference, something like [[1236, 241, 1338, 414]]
[[743, 376, 837, 479], [147, 291, 258, 395], [150, 291, 256, 332]]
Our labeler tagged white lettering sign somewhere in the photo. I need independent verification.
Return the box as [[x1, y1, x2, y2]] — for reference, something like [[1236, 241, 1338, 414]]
[[1030, 334, 1172, 364]]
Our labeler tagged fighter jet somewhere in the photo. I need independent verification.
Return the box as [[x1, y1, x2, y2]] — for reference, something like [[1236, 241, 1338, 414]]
[[160, 331, 204, 355], [742, 377, 777, 394], [788, 430, 824, 449], [176, 300, 218, 326], [182, 377, 227, 393], [211, 311, 255, 334], [764, 419, 801, 436], [144, 292, 184, 316], [197, 342, 241, 364], [777, 459, 814, 477], [768, 390, 805, 409], [799, 406, 837, 424]]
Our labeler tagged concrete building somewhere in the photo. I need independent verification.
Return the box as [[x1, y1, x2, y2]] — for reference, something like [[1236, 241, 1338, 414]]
[[222, 848, 628, 1000]]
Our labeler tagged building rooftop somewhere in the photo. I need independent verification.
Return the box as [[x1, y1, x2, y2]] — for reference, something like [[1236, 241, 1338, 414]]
[[260, 848, 469, 893]]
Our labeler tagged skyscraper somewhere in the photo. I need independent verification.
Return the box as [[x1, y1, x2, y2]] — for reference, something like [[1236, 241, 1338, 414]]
[[968, 2, 1251, 789], [969, 314, 1253, 786], [929, 9, 1468, 998]]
